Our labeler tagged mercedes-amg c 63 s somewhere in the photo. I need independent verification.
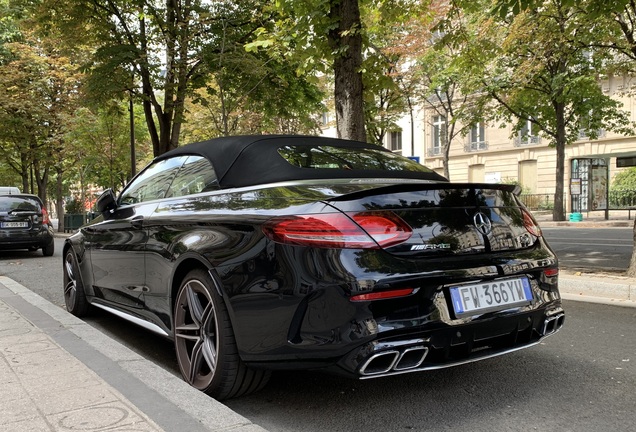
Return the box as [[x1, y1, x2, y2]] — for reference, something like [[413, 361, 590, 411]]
[[63, 135, 564, 400]]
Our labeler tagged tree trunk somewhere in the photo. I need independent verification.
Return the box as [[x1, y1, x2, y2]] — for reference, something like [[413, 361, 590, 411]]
[[552, 102, 567, 221], [627, 219, 636, 276], [553, 147, 566, 221], [56, 166, 64, 233], [20, 152, 29, 192], [443, 117, 453, 180], [328, 0, 366, 142]]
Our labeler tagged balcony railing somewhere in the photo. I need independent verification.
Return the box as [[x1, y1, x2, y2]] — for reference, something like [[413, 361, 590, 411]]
[[514, 135, 541, 147], [427, 147, 442, 157], [464, 141, 488, 152], [578, 129, 606, 140]]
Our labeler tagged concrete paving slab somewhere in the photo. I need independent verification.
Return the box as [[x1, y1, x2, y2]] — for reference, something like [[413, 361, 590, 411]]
[[0, 276, 268, 432]]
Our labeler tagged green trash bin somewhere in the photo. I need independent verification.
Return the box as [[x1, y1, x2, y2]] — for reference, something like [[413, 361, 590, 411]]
[[64, 214, 87, 232]]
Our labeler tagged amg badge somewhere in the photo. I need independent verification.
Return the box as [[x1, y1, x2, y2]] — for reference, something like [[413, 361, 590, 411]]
[[410, 243, 452, 251]]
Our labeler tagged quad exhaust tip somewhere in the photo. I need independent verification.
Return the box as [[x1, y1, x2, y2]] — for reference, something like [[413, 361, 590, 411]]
[[360, 314, 564, 377], [360, 346, 429, 376], [542, 313, 565, 336]]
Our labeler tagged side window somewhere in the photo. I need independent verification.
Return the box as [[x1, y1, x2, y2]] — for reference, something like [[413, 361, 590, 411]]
[[119, 157, 187, 205], [165, 156, 219, 198]]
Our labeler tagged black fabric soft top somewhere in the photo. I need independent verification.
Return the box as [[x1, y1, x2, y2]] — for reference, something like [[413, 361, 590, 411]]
[[158, 135, 448, 188]]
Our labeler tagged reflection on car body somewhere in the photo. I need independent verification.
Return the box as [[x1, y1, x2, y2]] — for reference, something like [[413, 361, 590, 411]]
[[63, 135, 564, 400]]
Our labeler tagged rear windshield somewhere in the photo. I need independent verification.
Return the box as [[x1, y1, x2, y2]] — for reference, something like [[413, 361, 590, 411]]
[[0, 196, 41, 212], [277, 145, 434, 173]]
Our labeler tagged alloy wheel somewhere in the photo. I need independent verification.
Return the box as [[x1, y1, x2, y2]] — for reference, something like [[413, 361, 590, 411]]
[[63, 252, 78, 307], [174, 279, 219, 390]]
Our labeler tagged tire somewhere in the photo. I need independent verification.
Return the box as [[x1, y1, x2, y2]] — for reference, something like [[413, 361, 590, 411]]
[[42, 240, 54, 256], [173, 269, 270, 400], [63, 249, 90, 316]]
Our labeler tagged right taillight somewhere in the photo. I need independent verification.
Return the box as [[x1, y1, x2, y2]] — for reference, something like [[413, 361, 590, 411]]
[[521, 209, 541, 237], [262, 211, 412, 249], [41, 207, 50, 225]]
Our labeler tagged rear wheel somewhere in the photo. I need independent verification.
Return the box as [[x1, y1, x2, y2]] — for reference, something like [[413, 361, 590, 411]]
[[42, 240, 54, 256], [63, 249, 90, 316], [173, 269, 270, 400]]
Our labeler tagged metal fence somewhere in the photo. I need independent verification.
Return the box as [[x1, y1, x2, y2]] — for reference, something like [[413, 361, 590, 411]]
[[520, 190, 636, 211], [519, 194, 554, 211]]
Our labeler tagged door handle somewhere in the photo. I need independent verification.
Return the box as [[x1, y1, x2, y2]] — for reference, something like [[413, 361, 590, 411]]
[[130, 216, 144, 229]]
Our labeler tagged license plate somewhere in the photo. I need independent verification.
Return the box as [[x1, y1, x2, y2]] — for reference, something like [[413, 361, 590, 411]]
[[449, 277, 533, 316], [1, 221, 29, 228]]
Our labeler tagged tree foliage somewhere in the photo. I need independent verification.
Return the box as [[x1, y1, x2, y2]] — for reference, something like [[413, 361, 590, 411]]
[[454, 0, 633, 220], [247, 0, 368, 141], [39, 0, 321, 156], [0, 25, 84, 206], [65, 104, 151, 195]]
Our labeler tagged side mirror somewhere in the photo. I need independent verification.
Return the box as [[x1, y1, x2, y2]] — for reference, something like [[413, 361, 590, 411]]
[[96, 189, 117, 216]]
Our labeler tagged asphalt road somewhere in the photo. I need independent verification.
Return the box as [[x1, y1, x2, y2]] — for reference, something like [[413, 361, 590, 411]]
[[0, 234, 635, 431], [542, 227, 633, 271]]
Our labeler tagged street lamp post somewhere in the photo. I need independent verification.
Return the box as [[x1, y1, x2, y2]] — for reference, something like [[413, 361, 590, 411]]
[[129, 72, 136, 179]]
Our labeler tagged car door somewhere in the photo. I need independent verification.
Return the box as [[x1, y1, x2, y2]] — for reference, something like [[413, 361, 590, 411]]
[[84, 156, 188, 308]]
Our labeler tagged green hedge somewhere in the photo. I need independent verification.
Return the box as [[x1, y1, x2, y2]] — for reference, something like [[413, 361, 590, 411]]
[[609, 188, 636, 208]]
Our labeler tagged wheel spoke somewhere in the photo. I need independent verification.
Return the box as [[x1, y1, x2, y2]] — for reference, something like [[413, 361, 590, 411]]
[[185, 282, 205, 325], [65, 258, 75, 281], [201, 337, 217, 373], [174, 323, 200, 342], [201, 302, 215, 330], [188, 339, 205, 383], [64, 281, 76, 302]]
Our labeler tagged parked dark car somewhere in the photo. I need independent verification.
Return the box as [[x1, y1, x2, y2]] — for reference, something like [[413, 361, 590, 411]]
[[0, 193, 55, 256], [63, 135, 564, 400]]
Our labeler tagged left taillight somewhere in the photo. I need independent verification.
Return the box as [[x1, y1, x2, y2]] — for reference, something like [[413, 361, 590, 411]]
[[262, 211, 412, 249], [41, 207, 50, 225]]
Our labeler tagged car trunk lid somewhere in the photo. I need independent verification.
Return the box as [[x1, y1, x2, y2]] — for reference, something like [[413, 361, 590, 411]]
[[324, 183, 538, 257]]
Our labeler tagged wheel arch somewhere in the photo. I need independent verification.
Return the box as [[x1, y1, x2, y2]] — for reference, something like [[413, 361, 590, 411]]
[[63, 238, 93, 297], [169, 254, 233, 322]]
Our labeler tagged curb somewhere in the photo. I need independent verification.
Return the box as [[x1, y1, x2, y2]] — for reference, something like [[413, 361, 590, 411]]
[[0, 276, 268, 432], [559, 273, 636, 308], [539, 221, 633, 228]]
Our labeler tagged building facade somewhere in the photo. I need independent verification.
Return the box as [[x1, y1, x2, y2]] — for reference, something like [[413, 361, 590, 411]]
[[357, 76, 636, 214]]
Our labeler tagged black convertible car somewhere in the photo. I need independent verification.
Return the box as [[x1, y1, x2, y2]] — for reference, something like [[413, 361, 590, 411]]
[[63, 135, 564, 400]]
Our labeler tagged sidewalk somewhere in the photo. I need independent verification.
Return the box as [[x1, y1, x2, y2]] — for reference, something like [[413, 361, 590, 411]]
[[534, 209, 635, 227], [0, 276, 267, 432]]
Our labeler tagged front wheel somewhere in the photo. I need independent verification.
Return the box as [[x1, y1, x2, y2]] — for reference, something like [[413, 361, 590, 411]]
[[173, 269, 270, 400]]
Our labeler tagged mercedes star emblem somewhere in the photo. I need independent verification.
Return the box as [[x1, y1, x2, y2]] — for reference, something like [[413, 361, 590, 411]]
[[473, 212, 492, 235]]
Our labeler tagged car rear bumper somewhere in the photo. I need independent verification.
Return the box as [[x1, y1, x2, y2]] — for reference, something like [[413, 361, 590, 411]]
[[0, 228, 54, 250], [243, 302, 564, 377], [340, 306, 565, 378]]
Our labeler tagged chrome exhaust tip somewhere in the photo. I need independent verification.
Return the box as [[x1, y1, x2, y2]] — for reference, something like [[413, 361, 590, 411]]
[[360, 346, 429, 376], [542, 313, 565, 336], [394, 346, 429, 371], [360, 350, 400, 375]]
